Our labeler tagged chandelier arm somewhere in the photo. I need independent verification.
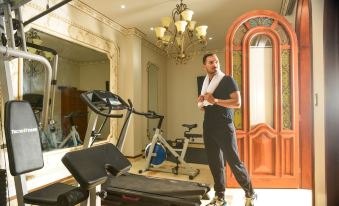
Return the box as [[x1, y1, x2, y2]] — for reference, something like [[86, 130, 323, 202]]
[[185, 39, 207, 51], [165, 29, 175, 36]]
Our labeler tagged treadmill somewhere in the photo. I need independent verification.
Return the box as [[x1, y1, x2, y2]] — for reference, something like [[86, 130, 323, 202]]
[[65, 90, 210, 206]]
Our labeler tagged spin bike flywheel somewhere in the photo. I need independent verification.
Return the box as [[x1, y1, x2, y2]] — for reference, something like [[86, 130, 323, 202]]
[[145, 142, 167, 165]]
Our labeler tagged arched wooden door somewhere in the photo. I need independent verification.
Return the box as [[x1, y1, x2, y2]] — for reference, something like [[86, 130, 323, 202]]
[[225, 10, 299, 188]]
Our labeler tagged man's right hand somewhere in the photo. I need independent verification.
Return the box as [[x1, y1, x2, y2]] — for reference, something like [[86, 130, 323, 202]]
[[198, 95, 205, 111], [198, 95, 204, 102]]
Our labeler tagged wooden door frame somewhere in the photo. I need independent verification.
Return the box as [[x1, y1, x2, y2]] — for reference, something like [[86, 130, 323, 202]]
[[295, 0, 313, 189], [225, 10, 300, 188]]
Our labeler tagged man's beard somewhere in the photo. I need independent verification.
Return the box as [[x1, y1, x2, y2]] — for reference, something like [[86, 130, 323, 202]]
[[208, 66, 219, 75]]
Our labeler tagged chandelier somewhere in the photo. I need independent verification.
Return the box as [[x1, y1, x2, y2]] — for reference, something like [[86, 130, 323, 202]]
[[154, 0, 208, 64], [24, 31, 54, 77]]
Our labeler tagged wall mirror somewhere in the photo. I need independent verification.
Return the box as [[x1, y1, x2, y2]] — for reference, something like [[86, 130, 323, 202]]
[[24, 29, 110, 151], [146, 62, 159, 145]]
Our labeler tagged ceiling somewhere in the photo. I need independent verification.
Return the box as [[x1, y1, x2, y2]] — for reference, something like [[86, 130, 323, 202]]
[[27, 0, 287, 62], [78, 0, 284, 51]]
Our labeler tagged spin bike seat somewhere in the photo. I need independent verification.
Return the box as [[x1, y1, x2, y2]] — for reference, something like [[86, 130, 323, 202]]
[[182, 124, 202, 139], [184, 133, 202, 139], [182, 124, 197, 129]]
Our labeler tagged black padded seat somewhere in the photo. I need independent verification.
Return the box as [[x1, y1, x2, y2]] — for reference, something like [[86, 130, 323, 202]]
[[182, 124, 202, 139], [182, 124, 198, 129], [184, 133, 203, 138], [62, 143, 132, 190], [4, 101, 89, 206], [24, 183, 87, 205]]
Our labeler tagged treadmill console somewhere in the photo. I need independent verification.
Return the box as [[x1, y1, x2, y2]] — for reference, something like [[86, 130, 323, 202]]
[[81, 90, 129, 117]]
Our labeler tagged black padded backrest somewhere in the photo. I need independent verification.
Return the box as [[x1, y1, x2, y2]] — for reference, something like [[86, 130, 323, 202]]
[[62, 143, 132, 190], [4, 101, 43, 175]]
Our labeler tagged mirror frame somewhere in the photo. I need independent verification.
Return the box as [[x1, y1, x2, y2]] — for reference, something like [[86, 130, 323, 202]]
[[22, 2, 120, 149]]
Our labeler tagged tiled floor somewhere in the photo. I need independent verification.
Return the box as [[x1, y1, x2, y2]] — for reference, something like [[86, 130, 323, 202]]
[[9, 157, 312, 206]]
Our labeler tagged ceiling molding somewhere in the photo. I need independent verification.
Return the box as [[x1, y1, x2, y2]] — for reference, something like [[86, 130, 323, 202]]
[[126, 28, 146, 38], [59, 56, 109, 65]]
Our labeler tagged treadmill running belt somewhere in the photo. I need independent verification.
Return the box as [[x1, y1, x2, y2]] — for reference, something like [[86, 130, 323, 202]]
[[102, 173, 210, 204]]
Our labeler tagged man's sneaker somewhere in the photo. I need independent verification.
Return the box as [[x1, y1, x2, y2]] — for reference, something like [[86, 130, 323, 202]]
[[207, 196, 227, 206], [245, 193, 257, 206]]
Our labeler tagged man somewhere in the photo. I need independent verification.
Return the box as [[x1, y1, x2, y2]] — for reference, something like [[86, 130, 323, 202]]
[[198, 53, 256, 206]]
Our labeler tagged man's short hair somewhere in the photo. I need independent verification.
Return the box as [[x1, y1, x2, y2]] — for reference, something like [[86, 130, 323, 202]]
[[202, 53, 216, 64]]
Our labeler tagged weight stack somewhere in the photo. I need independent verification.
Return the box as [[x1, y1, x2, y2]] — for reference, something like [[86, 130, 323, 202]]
[[0, 169, 7, 206]]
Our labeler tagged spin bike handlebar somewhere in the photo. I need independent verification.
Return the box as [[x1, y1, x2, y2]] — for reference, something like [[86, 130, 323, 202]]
[[127, 99, 163, 118], [127, 99, 163, 119], [128, 98, 164, 129]]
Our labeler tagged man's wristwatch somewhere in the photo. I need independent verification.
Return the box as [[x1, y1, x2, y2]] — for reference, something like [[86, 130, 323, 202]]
[[214, 99, 219, 104]]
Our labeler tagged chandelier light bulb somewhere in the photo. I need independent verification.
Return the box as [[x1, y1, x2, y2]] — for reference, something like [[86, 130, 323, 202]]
[[27, 47, 37, 54], [32, 38, 43, 45], [195, 25, 208, 39], [161, 17, 172, 29], [155, 27, 166, 39], [188, 21, 196, 31], [175, 21, 188, 34], [181, 9, 194, 21]]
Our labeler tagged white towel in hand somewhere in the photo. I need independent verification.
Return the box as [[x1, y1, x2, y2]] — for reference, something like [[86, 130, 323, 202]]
[[198, 69, 225, 108]]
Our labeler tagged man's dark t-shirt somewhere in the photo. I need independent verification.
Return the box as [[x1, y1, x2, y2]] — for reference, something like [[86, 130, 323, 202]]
[[203, 75, 239, 128]]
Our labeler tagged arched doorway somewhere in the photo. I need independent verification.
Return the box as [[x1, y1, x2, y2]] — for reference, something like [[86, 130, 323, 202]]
[[225, 10, 299, 188]]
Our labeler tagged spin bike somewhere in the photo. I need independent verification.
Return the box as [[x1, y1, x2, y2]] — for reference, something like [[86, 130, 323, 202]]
[[139, 112, 201, 180], [58, 111, 86, 148]]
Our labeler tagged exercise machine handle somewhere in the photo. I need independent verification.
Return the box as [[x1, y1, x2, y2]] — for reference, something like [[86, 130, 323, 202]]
[[127, 99, 133, 108], [132, 109, 157, 119], [143, 110, 164, 129]]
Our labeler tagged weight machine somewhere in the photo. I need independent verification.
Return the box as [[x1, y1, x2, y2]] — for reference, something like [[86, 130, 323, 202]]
[[0, 1, 88, 205]]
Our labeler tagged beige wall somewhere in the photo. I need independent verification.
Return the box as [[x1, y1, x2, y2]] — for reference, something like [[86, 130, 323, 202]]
[[141, 42, 168, 149], [117, 34, 143, 156], [312, 0, 326, 205]]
